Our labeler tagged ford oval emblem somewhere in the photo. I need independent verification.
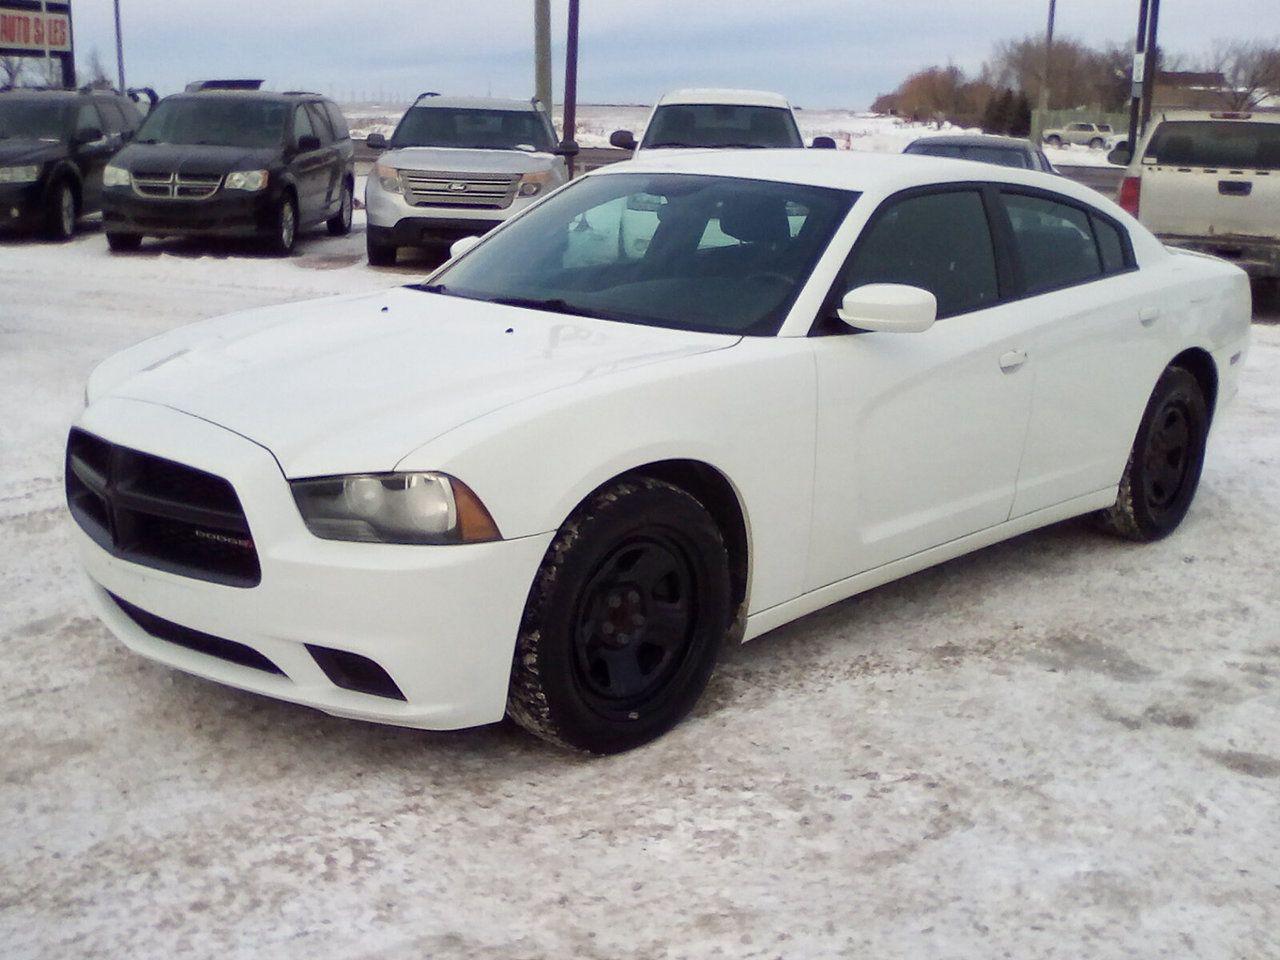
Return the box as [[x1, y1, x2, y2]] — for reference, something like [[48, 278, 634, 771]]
[[448, 182, 468, 192]]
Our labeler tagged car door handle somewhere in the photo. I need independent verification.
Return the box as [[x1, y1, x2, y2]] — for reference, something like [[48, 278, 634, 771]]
[[999, 349, 1028, 373], [1140, 307, 1160, 327]]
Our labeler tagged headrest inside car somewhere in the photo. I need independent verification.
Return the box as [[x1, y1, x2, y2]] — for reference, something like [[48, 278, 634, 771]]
[[718, 195, 790, 245]]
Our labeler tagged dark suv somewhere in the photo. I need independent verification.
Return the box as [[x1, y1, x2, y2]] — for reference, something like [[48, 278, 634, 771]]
[[0, 88, 142, 240], [101, 88, 355, 255]]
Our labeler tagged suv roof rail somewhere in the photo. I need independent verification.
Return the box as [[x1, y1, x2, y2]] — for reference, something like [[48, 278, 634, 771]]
[[185, 79, 265, 92], [416, 91, 442, 101]]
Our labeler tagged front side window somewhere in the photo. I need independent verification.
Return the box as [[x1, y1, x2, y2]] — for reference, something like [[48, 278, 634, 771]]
[[136, 98, 288, 149], [428, 173, 857, 335], [0, 99, 70, 141], [391, 107, 555, 152], [641, 104, 803, 150], [293, 104, 316, 144], [1144, 120, 1280, 170], [840, 190, 999, 318], [1002, 192, 1103, 294], [74, 104, 103, 138]]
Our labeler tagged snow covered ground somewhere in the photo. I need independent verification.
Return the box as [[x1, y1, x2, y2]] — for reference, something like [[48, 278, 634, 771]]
[[2, 221, 1279, 959], [346, 102, 1118, 168]]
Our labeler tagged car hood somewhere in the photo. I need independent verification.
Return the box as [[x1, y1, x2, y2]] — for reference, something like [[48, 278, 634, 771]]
[[0, 138, 64, 165], [112, 142, 279, 175], [380, 146, 558, 174], [89, 286, 739, 477]]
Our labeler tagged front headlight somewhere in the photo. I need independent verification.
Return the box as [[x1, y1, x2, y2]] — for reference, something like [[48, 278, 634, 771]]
[[291, 472, 501, 545], [374, 162, 401, 193], [517, 169, 556, 197], [225, 169, 269, 192], [103, 164, 131, 187], [0, 165, 40, 184]]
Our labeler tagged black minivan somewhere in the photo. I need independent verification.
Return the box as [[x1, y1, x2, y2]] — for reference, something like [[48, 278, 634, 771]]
[[0, 88, 142, 240], [102, 87, 355, 255]]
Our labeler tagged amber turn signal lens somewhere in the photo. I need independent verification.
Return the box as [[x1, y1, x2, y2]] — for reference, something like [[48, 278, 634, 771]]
[[452, 478, 501, 543]]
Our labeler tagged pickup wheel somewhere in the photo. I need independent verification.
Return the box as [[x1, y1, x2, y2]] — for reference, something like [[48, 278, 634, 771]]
[[327, 180, 353, 236], [366, 235, 397, 266], [1098, 366, 1208, 542], [507, 478, 732, 754]]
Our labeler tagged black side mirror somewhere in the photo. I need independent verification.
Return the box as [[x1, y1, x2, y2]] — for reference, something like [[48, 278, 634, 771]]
[[609, 129, 637, 151], [554, 139, 580, 158], [366, 132, 387, 150], [1107, 142, 1132, 166], [811, 136, 837, 150], [74, 127, 104, 146], [297, 134, 322, 153]]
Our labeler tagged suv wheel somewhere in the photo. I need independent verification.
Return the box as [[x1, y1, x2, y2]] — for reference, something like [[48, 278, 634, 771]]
[[367, 234, 397, 267], [106, 232, 143, 253], [45, 181, 76, 241], [1089, 137, 1105, 149], [1045, 135, 1062, 147], [268, 194, 298, 256], [327, 181, 353, 236], [507, 478, 732, 754]]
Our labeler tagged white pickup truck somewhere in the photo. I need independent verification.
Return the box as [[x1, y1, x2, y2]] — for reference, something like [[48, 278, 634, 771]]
[[1114, 110, 1280, 281]]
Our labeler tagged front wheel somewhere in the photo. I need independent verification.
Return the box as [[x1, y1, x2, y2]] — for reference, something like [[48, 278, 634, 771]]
[[327, 181, 353, 236], [1090, 137, 1105, 149], [1046, 135, 1062, 148], [507, 478, 732, 754], [267, 194, 298, 256], [1097, 366, 1209, 542], [366, 234, 397, 266], [45, 181, 76, 241]]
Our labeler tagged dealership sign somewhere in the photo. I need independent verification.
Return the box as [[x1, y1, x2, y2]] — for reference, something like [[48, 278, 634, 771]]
[[0, 7, 71, 52]]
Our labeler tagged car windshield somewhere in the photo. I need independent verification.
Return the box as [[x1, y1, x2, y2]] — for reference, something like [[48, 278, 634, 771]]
[[0, 99, 69, 141], [391, 107, 555, 152], [640, 104, 803, 149], [906, 143, 1031, 169], [1144, 120, 1280, 171], [134, 98, 288, 149], [424, 173, 857, 336]]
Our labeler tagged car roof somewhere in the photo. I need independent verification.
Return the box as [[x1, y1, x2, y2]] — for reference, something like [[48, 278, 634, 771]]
[[656, 88, 792, 109], [908, 134, 1035, 150], [1154, 108, 1280, 124], [169, 90, 324, 104], [408, 96, 541, 112]]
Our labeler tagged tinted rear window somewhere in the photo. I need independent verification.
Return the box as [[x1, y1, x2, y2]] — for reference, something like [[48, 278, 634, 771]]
[[1003, 192, 1103, 294], [1145, 120, 1280, 170]]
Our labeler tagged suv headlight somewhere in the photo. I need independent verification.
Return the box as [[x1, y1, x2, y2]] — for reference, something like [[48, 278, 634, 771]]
[[0, 165, 40, 184], [291, 472, 500, 545], [103, 164, 131, 187], [374, 162, 401, 192], [225, 170, 269, 191], [517, 170, 556, 197]]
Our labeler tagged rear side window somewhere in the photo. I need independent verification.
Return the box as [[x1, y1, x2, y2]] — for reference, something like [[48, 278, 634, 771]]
[[323, 102, 350, 141], [95, 100, 127, 135], [1092, 216, 1129, 274], [843, 190, 999, 318], [1144, 120, 1280, 170], [1002, 192, 1102, 294]]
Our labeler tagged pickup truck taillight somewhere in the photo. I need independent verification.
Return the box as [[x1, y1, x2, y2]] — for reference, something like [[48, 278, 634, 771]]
[[1118, 176, 1141, 216]]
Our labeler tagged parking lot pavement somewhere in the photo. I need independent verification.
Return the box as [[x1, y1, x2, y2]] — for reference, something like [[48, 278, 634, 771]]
[[2, 230, 1279, 960]]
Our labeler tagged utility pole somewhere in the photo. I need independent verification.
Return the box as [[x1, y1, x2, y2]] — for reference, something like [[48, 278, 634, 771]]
[[40, 0, 52, 86], [534, 0, 553, 112], [1140, 0, 1161, 132], [1034, 0, 1056, 143], [114, 0, 126, 91], [561, 0, 580, 174], [1125, 0, 1153, 154]]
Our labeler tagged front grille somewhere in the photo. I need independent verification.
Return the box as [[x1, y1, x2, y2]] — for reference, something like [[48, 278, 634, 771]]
[[108, 592, 284, 675], [400, 170, 517, 209], [66, 429, 261, 588], [131, 172, 223, 201]]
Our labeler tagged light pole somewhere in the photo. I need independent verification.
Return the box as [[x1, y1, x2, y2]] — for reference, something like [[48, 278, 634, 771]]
[[1034, 0, 1056, 143], [561, 0, 580, 174], [114, 0, 126, 91], [534, 0, 552, 111]]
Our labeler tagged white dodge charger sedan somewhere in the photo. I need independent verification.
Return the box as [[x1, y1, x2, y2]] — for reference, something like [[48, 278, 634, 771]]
[[68, 151, 1252, 753]]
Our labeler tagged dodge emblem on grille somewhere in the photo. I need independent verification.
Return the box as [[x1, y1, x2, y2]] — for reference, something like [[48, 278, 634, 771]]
[[192, 528, 254, 550]]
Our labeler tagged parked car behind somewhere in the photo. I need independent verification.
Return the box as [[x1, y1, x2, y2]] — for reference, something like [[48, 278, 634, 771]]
[[1112, 110, 1280, 281], [363, 94, 574, 266], [70, 151, 1250, 753], [0, 88, 141, 240], [1043, 121, 1113, 148], [101, 85, 355, 255], [609, 88, 813, 153], [904, 134, 1057, 173]]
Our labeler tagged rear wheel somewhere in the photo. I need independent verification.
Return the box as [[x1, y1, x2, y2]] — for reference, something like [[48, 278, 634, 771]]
[[106, 232, 142, 252], [44, 181, 76, 241], [327, 180, 353, 236], [366, 234, 397, 266], [1098, 366, 1209, 542], [267, 193, 298, 256], [507, 478, 732, 754]]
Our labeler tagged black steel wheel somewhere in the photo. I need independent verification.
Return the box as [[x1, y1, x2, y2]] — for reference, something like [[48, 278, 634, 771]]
[[508, 478, 732, 753], [1098, 365, 1209, 542]]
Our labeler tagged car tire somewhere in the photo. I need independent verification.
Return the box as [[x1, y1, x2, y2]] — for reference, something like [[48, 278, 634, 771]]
[[327, 180, 353, 236], [1090, 137, 1105, 149], [267, 193, 298, 257], [366, 235, 397, 267], [106, 232, 142, 252], [44, 180, 77, 241], [507, 477, 733, 754], [1097, 366, 1209, 542]]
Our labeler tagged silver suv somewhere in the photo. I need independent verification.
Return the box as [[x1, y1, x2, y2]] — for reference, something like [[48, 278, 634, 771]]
[[1042, 122, 1113, 149], [364, 94, 574, 265]]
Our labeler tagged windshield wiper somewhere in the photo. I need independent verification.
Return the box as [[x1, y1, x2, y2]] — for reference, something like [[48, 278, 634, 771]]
[[484, 295, 606, 319], [134, 138, 162, 145], [646, 142, 692, 149], [412, 282, 449, 294]]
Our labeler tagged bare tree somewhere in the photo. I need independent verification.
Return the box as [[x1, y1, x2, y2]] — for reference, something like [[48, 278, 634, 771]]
[[1, 55, 28, 88], [81, 47, 112, 89], [1205, 40, 1280, 110]]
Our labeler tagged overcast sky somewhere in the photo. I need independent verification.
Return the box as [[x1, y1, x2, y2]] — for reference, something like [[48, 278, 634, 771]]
[[62, 0, 1278, 109]]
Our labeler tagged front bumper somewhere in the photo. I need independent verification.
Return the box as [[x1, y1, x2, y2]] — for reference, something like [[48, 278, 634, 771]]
[[72, 397, 552, 730], [0, 181, 46, 232], [102, 186, 278, 238], [364, 176, 536, 249], [1160, 234, 1280, 280]]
